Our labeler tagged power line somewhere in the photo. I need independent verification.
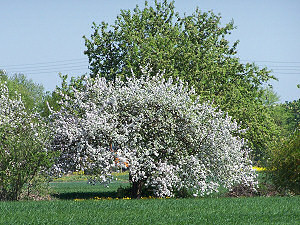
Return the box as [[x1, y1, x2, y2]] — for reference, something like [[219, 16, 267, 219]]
[[2, 61, 88, 70], [0, 58, 88, 68], [272, 69, 300, 71], [258, 65, 300, 68], [1, 58, 300, 76], [6, 69, 88, 76], [2, 58, 300, 68], [5, 70, 298, 76], [6, 68, 89, 75], [270, 72, 300, 75], [8, 64, 88, 73], [240, 59, 300, 64]]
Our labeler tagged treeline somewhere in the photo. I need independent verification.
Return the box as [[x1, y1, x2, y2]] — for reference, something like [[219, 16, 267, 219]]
[[0, 0, 299, 200]]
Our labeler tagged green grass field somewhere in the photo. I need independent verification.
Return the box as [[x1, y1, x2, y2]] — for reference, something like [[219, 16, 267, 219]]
[[50, 172, 130, 200], [1, 196, 299, 224], [0, 174, 299, 224]]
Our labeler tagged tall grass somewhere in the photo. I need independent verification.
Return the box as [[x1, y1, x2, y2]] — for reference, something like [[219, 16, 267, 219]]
[[0, 197, 299, 224], [1, 173, 299, 224]]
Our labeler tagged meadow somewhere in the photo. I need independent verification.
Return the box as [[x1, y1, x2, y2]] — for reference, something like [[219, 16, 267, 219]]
[[0, 173, 299, 224]]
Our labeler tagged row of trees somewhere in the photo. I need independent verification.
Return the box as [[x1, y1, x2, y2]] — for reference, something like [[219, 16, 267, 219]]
[[1, 70, 298, 200], [1, 0, 299, 200]]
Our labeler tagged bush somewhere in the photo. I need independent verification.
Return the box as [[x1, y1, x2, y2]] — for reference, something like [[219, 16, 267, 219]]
[[51, 71, 257, 198], [0, 83, 54, 201], [267, 126, 300, 194]]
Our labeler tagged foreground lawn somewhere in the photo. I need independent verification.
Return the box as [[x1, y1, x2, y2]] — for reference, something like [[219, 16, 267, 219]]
[[1, 174, 299, 224], [1, 196, 299, 224]]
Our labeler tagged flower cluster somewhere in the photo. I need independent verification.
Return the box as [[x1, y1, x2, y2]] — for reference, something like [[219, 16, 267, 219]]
[[51, 70, 257, 197], [252, 166, 267, 172]]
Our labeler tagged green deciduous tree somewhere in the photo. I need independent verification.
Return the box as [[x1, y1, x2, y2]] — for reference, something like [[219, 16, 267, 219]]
[[39, 73, 86, 117], [0, 70, 45, 113], [282, 99, 300, 133], [83, 0, 278, 162], [267, 125, 300, 194]]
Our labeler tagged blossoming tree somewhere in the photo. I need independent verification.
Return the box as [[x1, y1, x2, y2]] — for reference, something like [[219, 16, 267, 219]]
[[51, 70, 257, 198], [0, 82, 53, 200]]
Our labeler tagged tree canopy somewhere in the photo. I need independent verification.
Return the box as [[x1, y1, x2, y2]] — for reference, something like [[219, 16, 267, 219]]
[[83, 0, 278, 161], [0, 70, 45, 113], [50, 72, 257, 198]]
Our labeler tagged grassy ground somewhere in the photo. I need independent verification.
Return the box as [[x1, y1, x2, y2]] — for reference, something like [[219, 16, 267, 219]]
[[0, 173, 299, 224], [0, 196, 299, 224], [50, 172, 130, 200]]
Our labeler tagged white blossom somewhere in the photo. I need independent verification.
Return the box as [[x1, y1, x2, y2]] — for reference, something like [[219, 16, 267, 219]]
[[51, 70, 257, 197]]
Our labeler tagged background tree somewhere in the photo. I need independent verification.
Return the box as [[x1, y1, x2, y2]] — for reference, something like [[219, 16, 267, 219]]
[[264, 85, 300, 138], [51, 72, 257, 198], [282, 99, 300, 133], [83, 0, 278, 162], [39, 73, 86, 117], [266, 124, 300, 195], [0, 71, 86, 118], [0, 70, 45, 113], [263, 85, 299, 194], [262, 87, 291, 136]]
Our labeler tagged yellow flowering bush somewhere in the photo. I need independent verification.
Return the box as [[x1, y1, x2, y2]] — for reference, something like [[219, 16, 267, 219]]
[[252, 166, 267, 172]]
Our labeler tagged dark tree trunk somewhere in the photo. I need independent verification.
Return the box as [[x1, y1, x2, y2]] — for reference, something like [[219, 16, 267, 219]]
[[131, 181, 144, 199], [129, 173, 143, 199]]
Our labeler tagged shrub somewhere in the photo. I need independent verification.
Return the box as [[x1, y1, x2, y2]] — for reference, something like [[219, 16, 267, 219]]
[[51, 71, 257, 198], [0, 83, 54, 201], [267, 126, 300, 194]]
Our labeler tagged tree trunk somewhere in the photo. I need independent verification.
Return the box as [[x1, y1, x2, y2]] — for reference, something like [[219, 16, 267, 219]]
[[129, 173, 143, 199]]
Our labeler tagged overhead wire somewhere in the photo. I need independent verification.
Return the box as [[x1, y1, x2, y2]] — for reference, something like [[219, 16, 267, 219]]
[[0, 58, 300, 76], [240, 60, 300, 64], [1, 58, 88, 68], [0, 58, 89, 75], [240, 60, 300, 75], [8, 64, 88, 73]]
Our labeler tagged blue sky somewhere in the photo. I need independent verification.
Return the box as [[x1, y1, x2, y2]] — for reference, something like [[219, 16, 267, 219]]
[[1, 0, 299, 102]]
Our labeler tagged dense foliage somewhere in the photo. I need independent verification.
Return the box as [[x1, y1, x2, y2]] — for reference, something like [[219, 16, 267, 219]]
[[50, 72, 257, 198], [0, 82, 54, 200], [83, 0, 278, 161], [0, 70, 45, 112], [282, 99, 300, 133], [267, 125, 300, 194], [0, 1, 296, 200]]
